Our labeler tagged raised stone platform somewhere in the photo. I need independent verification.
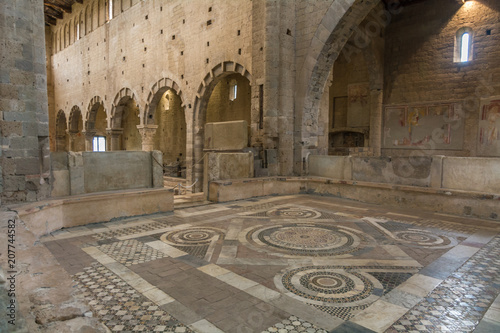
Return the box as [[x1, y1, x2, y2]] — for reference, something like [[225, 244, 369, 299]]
[[13, 187, 174, 238], [208, 177, 500, 221]]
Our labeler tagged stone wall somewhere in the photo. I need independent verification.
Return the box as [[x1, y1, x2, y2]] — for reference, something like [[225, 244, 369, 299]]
[[0, 0, 51, 204], [51, 150, 163, 196], [382, 0, 500, 157], [308, 154, 500, 194]]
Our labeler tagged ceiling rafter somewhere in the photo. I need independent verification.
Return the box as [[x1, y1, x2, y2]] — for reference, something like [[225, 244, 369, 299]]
[[45, 2, 72, 14], [44, 0, 78, 26]]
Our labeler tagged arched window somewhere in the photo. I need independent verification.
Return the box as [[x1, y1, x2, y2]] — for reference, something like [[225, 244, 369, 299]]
[[229, 79, 238, 101], [454, 27, 473, 63], [460, 32, 470, 62], [108, 0, 114, 21], [75, 19, 79, 41]]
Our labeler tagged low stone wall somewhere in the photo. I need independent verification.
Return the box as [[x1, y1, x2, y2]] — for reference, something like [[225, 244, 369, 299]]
[[209, 177, 500, 221], [51, 150, 163, 197], [309, 155, 500, 193], [203, 151, 254, 194], [15, 187, 174, 238]]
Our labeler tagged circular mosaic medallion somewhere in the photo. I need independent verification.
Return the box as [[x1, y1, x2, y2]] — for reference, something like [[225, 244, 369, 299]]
[[276, 266, 382, 307], [160, 227, 224, 246], [266, 207, 321, 219], [392, 229, 457, 249], [243, 223, 369, 257]]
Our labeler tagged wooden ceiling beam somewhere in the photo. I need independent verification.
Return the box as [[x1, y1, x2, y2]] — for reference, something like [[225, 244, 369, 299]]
[[46, 11, 64, 20], [45, 2, 72, 14], [45, 15, 57, 26]]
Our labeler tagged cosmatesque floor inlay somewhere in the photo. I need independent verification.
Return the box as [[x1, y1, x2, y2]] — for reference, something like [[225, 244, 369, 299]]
[[39, 195, 500, 333], [73, 263, 193, 332]]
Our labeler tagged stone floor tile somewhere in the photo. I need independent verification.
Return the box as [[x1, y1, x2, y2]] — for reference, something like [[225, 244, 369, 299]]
[[42, 195, 500, 332]]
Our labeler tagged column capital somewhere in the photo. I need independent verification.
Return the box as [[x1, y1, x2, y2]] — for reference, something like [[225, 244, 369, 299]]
[[137, 125, 158, 151]]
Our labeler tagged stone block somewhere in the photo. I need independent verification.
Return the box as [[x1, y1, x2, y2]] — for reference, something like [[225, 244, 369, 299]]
[[308, 155, 350, 180], [15, 157, 40, 175], [351, 156, 432, 187], [152, 150, 163, 188], [442, 157, 500, 194], [0, 121, 23, 137], [3, 176, 26, 191], [50, 152, 68, 171], [83, 151, 153, 193], [204, 120, 248, 151], [51, 169, 70, 197], [9, 136, 38, 150]]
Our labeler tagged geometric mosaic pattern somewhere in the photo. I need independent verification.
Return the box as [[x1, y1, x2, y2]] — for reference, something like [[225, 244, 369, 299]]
[[368, 271, 413, 294], [262, 316, 328, 333], [387, 235, 500, 332], [277, 266, 419, 321], [92, 221, 175, 241], [313, 303, 369, 320], [98, 240, 165, 266], [244, 222, 371, 257], [41, 195, 500, 333], [73, 263, 193, 332]]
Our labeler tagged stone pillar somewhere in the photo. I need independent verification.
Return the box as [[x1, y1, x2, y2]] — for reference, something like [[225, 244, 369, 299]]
[[68, 131, 78, 151], [137, 125, 158, 151], [0, 0, 51, 203], [83, 130, 96, 151], [369, 90, 383, 157], [106, 128, 123, 151], [56, 134, 68, 152]]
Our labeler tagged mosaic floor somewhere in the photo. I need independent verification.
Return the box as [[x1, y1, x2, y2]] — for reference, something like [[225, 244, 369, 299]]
[[41, 194, 500, 332]]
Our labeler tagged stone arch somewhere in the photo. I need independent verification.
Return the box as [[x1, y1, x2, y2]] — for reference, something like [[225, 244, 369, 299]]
[[86, 96, 105, 131], [144, 78, 184, 125], [98, 0, 106, 26], [110, 88, 141, 151], [92, 0, 99, 30], [56, 110, 68, 152], [145, 78, 187, 177], [85, 96, 108, 151], [294, 0, 381, 174], [69, 105, 83, 132], [110, 87, 139, 128], [79, 11, 85, 38], [85, 5, 92, 34], [190, 61, 252, 192]]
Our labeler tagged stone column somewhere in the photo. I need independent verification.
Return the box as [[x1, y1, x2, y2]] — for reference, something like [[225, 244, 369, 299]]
[[0, 0, 51, 202], [83, 130, 96, 151], [56, 132, 68, 152], [68, 131, 78, 151], [106, 128, 123, 151], [137, 125, 158, 151]]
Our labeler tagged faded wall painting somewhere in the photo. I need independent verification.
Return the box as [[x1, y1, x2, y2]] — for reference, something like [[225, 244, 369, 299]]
[[347, 83, 370, 127], [478, 98, 500, 156], [383, 103, 464, 150]]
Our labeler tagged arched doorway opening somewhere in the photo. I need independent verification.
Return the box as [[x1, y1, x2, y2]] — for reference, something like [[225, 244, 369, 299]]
[[152, 89, 186, 178], [294, 0, 382, 174], [69, 106, 84, 151], [110, 92, 141, 151], [206, 73, 251, 137], [86, 97, 108, 151], [192, 62, 252, 192], [55, 110, 68, 152], [144, 78, 187, 181]]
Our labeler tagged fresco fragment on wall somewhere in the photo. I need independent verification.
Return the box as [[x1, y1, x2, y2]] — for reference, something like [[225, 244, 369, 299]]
[[347, 83, 370, 127], [478, 98, 500, 156], [383, 103, 464, 150]]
